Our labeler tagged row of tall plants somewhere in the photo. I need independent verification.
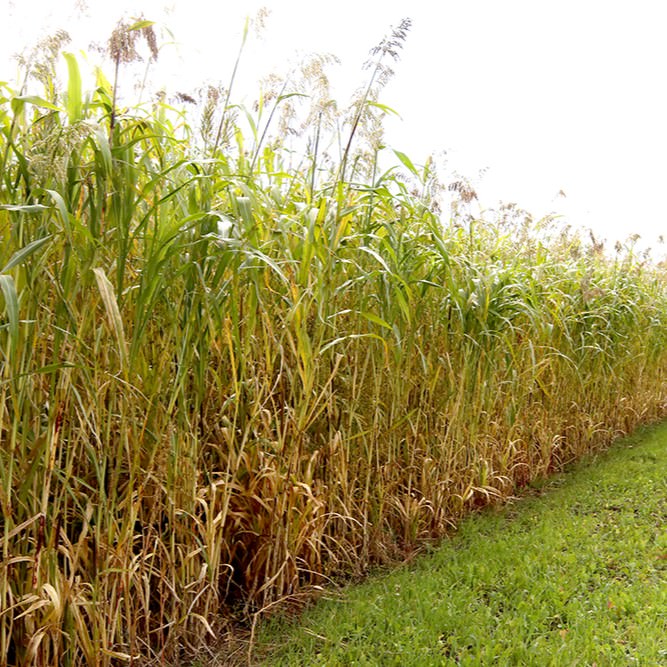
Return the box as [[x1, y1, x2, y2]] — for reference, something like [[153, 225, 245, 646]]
[[1, 18, 666, 666]]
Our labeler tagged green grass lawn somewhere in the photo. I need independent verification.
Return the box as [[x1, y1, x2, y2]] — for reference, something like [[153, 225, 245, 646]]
[[253, 421, 667, 666]]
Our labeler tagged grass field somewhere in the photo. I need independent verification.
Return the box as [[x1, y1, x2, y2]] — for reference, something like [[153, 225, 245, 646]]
[[252, 421, 667, 666], [1, 19, 667, 665]]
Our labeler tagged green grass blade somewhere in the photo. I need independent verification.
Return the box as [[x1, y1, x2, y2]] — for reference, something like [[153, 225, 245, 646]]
[[0, 235, 51, 274], [63, 52, 83, 123], [0, 274, 19, 356]]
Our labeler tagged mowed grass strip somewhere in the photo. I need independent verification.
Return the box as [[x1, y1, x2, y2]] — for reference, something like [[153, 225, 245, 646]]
[[255, 421, 667, 666]]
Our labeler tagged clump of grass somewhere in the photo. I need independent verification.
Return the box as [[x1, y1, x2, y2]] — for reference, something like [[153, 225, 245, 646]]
[[1, 17, 666, 666], [253, 422, 667, 666]]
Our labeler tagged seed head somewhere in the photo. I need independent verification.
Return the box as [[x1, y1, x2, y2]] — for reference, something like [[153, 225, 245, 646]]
[[108, 17, 158, 65]]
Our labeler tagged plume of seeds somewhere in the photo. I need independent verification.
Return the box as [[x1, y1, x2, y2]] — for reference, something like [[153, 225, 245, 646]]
[[107, 16, 158, 64], [339, 18, 412, 185], [365, 17, 412, 81], [449, 178, 478, 204], [253, 6, 271, 36], [299, 53, 340, 131], [16, 30, 71, 100], [200, 86, 221, 148], [108, 20, 141, 66], [107, 17, 158, 137]]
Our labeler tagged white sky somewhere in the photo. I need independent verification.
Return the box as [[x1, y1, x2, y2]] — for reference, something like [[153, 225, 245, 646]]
[[3, 0, 666, 254]]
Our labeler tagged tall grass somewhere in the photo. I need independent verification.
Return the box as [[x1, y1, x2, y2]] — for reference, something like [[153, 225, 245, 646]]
[[1, 21, 666, 665]]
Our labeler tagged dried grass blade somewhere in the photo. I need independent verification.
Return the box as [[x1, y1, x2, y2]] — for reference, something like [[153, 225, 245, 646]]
[[93, 267, 128, 370]]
